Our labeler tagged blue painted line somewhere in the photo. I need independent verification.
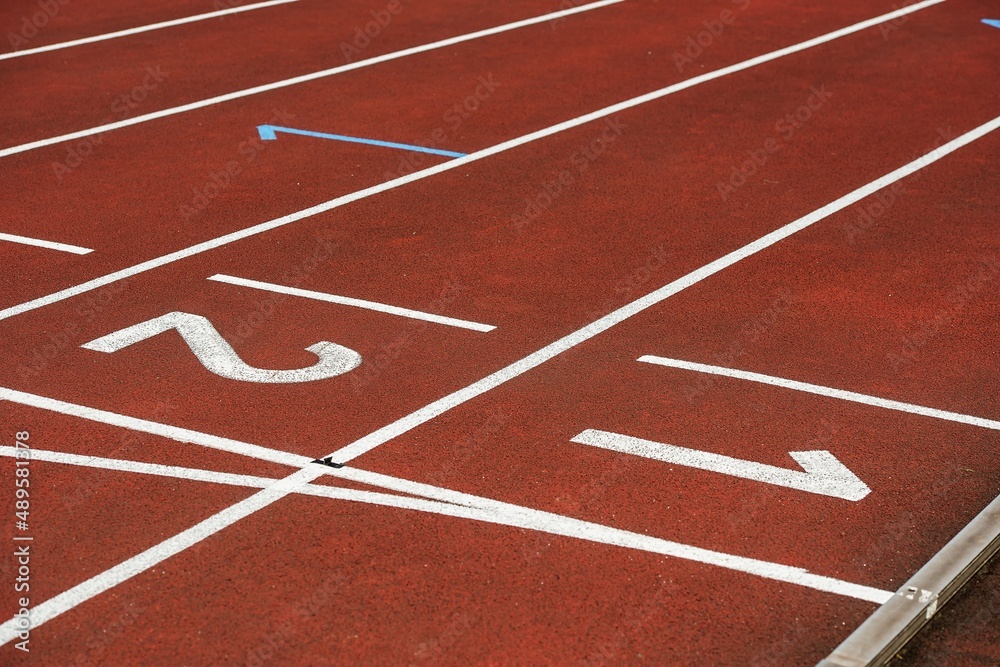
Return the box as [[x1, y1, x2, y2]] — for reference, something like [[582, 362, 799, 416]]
[[982, 18, 1000, 29], [257, 125, 468, 158]]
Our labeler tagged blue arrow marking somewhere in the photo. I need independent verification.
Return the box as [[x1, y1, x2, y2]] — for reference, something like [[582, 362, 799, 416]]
[[982, 18, 1000, 29], [257, 125, 468, 158]]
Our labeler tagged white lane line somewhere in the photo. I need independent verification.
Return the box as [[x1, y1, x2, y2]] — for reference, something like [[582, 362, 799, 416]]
[[0, 0, 951, 325], [638, 356, 1000, 431], [0, 0, 623, 158], [326, 114, 1000, 464], [209, 274, 496, 332], [0, 232, 93, 255], [0, 441, 892, 651], [0, 465, 322, 649], [0, 0, 298, 62], [0, 386, 310, 468], [0, 445, 280, 489]]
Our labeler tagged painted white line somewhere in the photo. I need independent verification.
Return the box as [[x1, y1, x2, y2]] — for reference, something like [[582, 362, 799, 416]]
[[0, 0, 953, 326], [209, 274, 496, 332], [326, 114, 1000, 464], [0, 465, 321, 649], [0, 232, 92, 255], [0, 0, 624, 158], [319, 465, 892, 604], [571, 429, 871, 501], [820, 491, 1000, 666], [638, 356, 1000, 431], [0, 442, 892, 647], [0, 0, 298, 62], [0, 386, 311, 468], [0, 445, 279, 489]]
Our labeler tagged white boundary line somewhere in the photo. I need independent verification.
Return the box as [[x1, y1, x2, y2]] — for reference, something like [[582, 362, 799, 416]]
[[0, 0, 949, 324], [0, 0, 297, 62], [0, 0, 624, 158], [209, 274, 496, 332], [0, 386, 309, 467], [0, 435, 893, 647], [638, 356, 1000, 430], [0, 232, 92, 255]]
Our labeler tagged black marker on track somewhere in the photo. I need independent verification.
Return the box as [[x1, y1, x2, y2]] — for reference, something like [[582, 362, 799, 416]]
[[312, 456, 345, 468]]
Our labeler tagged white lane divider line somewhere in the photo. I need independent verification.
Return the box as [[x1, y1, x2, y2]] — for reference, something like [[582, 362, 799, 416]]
[[0, 0, 952, 323], [324, 113, 1000, 465], [209, 274, 496, 332], [638, 356, 1000, 431], [0, 0, 299, 62], [571, 429, 871, 501], [0, 386, 310, 467], [0, 232, 93, 255], [0, 0, 624, 158], [0, 440, 894, 651]]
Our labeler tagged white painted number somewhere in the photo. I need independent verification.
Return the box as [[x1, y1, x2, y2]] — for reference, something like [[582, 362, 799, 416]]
[[82, 311, 361, 383]]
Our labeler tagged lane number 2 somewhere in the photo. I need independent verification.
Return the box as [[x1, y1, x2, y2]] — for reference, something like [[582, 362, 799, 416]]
[[81, 311, 361, 383]]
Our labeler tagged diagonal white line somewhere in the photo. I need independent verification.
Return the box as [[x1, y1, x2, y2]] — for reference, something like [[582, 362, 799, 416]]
[[0, 386, 310, 467], [208, 274, 495, 332], [0, 0, 624, 158], [0, 0, 948, 326], [637, 356, 1000, 430], [0, 232, 93, 255], [0, 441, 892, 651], [325, 113, 1000, 464], [0, 0, 298, 62]]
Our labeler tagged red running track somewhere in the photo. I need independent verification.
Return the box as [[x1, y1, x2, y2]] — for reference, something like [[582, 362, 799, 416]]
[[1, 0, 998, 664]]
